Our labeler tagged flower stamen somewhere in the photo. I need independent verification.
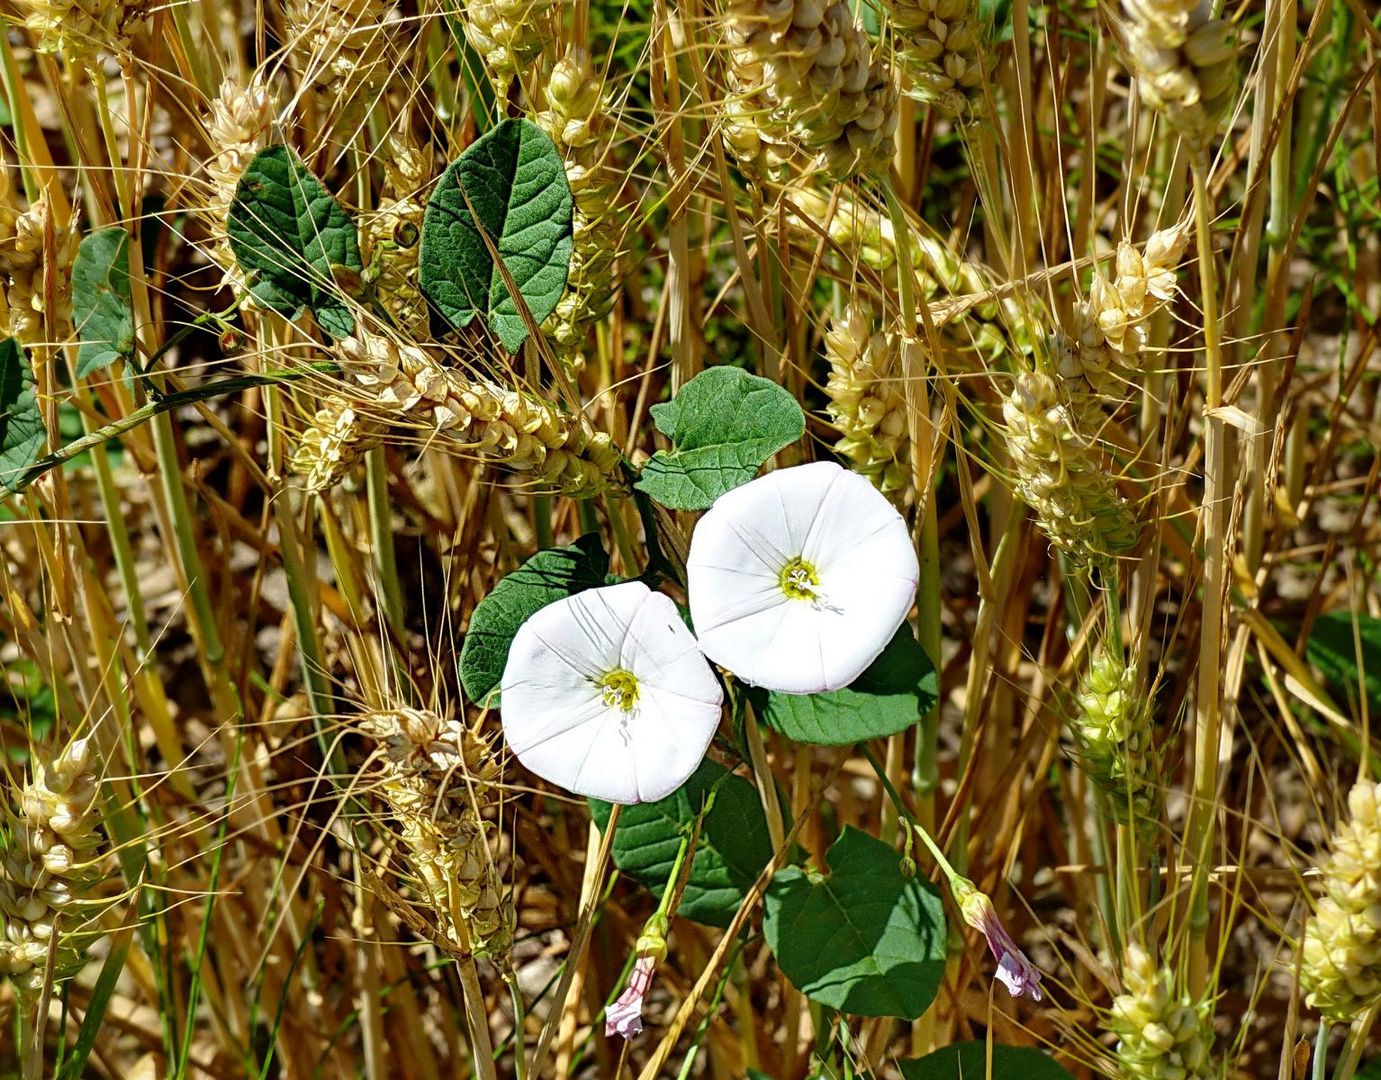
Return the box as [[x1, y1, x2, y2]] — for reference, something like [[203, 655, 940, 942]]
[[779, 557, 821, 600], [599, 669, 640, 712]]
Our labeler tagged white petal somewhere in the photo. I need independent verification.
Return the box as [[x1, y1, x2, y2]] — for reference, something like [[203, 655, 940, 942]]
[[499, 581, 723, 804], [630, 684, 722, 801], [621, 591, 724, 707], [687, 462, 920, 694]]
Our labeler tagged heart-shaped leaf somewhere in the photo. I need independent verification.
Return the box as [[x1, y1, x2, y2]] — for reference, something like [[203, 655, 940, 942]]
[[763, 826, 945, 1019], [1305, 611, 1381, 717], [635, 366, 806, 511], [899, 1043, 1074, 1080], [749, 626, 938, 746], [589, 758, 772, 928], [420, 117, 573, 353], [72, 228, 134, 378], [227, 145, 362, 339], [459, 534, 609, 705], [0, 338, 45, 494]]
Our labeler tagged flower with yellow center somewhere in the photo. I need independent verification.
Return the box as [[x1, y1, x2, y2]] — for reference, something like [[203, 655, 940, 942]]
[[686, 461, 919, 694], [499, 581, 723, 804]]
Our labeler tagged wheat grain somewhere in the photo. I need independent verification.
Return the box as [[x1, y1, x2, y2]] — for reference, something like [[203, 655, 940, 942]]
[[1300, 781, 1381, 1023], [1002, 369, 1141, 568], [1068, 647, 1161, 840], [1109, 944, 1216, 1080], [824, 301, 912, 503], [1119, 0, 1236, 153], [889, 0, 992, 119], [0, 739, 107, 1000], [535, 47, 623, 375], [335, 329, 623, 496], [721, 0, 899, 180], [362, 708, 512, 963]]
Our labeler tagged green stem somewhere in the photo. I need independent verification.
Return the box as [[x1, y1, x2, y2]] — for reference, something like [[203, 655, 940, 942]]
[[533, 494, 555, 551], [1333, 1006, 1379, 1080], [506, 973, 529, 1080], [881, 179, 943, 833], [1186, 160, 1228, 998], [1314, 1022, 1332, 1080], [1090, 793, 1122, 957], [366, 449, 405, 636], [604, 494, 639, 576], [1, 366, 330, 498]]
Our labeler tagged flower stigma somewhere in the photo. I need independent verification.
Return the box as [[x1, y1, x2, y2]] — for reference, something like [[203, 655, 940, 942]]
[[599, 669, 640, 712], [779, 557, 821, 601]]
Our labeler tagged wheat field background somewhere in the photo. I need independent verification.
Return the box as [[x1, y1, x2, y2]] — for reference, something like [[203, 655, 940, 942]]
[[0, 0, 1377, 1077]]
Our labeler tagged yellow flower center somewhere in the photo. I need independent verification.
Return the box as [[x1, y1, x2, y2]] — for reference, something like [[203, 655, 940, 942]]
[[779, 557, 820, 601], [599, 669, 640, 711]]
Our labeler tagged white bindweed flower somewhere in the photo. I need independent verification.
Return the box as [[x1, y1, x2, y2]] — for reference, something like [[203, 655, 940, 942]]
[[687, 461, 919, 694], [499, 581, 723, 804]]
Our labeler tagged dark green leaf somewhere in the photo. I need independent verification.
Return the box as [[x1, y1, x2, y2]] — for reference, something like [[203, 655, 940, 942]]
[[763, 827, 945, 1018], [1305, 611, 1381, 716], [0, 338, 45, 493], [420, 118, 572, 353], [635, 367, 806, 510], [899, 1042, 1074, 1080], [979, 0, 1015, 42], [589, 758, 773, 928], [227, 145, 361, 339], [72, 227, 135, 378], [749, 626, 938, 746], [459, 535, 609, 705]]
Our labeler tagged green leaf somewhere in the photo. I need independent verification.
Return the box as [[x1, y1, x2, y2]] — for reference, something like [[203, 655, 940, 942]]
[[459, 535, 609, 705], [854, 0, 883, 37], [420, 117, 573, 353], [635, 367, 806, 510], [763, 826, 945, 1019], [227, 145, 361, 339], [0, 338, 45, 493], [1305, 611, 1381, 716], [749, 626, 938, 746], [589, 758, 773, 928], [898, 1042, 1074, 1080], [56, 907, 140, 1080], [72, 227, 135, 378]]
